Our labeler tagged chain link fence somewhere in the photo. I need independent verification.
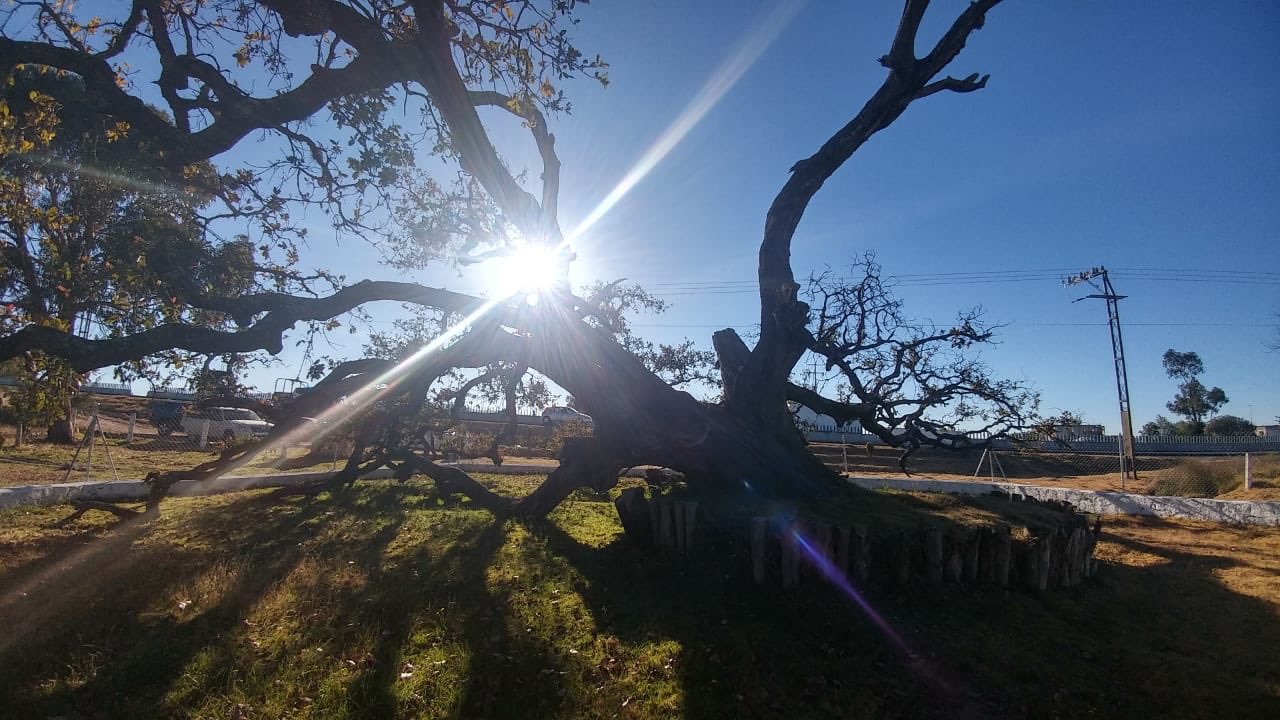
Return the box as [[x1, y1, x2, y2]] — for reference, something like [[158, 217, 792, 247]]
[[811, 442, 1278, 500]]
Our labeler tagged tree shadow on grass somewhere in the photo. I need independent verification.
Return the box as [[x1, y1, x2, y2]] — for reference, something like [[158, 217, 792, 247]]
[[339, 511, 593, 720], [5, 484, 1277, 719], [0, 481, 584, 720], [530, 506, 1280, 719], [0, 484, 418, 719], [533, 517, 980, 720]]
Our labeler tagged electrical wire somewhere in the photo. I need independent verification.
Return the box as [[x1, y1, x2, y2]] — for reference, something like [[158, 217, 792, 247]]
[[639, 267, 1280, 296]]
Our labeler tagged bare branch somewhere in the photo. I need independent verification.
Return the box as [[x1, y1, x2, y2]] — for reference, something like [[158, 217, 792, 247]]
[[916, 72, 989, 99], [882, 0, 930, 72], [739, 0, 1004, 427]]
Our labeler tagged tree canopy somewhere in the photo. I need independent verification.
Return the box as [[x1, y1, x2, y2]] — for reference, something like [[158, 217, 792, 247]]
[[1160, 349, 1227, 433], [0, 67, 274, 437], [1204, 415, 1255, 437], [0, 0, 1036, 517]]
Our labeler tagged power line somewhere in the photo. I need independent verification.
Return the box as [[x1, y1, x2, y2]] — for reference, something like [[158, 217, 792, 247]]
[[628, 321, 1272, 329], [640, 266, 1280, 296]]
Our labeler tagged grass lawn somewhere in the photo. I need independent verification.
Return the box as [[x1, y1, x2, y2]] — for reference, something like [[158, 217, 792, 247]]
[[0, 440, 342, 488], [1, 475, 1278, 719]]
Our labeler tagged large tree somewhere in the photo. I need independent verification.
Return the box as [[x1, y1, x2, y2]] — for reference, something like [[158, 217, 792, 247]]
[[0, 67, 284, 440], [0, 0, 1033, 516]]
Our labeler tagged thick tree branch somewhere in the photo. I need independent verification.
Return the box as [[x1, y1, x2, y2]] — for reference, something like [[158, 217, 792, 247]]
[[738, 0, 1002, 431], [883, 0, 930, 72], [468, 90, 561, 241], [784, 382, 873, 428], [1, 281, 492, 371], [390, 450, 512, 513]]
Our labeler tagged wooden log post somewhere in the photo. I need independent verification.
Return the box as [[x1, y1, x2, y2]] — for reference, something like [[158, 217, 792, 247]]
[[944, 535, 964, 583], [1052, 528, 1069, 588], [977, 527, 995, 583], [962, 530, 981, 584], [1020, 540, 1035, 591], [750, 517, 768, 584], [649, 494, 662, 546], [814, 522, 833, 570], [993, 523, 1012, 587], [126, 412, 136, 443], [851, 525, 870, 583], [1084, 518, 1102, 578], [1032, 532, 1053, 591], [614, 487, 652, 546], [781, 527, 800, 589], [656, 499, 675, 550], [891, 531, 912, 589], [673, 502, 687, 554], [924, 528, 945, 584], [835, 526, 851, 580], [681, 501, 698, 554], [1064, 527, 1085, 587]]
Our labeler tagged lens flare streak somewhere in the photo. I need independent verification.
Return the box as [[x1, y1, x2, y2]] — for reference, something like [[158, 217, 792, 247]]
[[565, 0, 806, 246], [787, 527, 917, 659]]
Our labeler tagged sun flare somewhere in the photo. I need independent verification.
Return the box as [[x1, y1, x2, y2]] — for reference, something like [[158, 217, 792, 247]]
[[492, 242, 563, 296]]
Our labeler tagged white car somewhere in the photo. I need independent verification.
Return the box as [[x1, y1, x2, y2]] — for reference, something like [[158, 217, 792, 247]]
[[182, 406, 274, 443], [541, 406, 593, 427]]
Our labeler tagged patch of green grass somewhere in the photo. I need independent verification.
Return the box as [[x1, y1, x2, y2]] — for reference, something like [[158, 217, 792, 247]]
[[0, 440, 340, 487], [1, 476, 1278, 719]]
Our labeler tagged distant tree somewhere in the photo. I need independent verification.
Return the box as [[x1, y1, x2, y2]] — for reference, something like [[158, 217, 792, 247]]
[[1140, 414, 1202, 437], [1141, 415, 1177, 436], [1204, 415, 1256, 437], [1043, 410, 1085, 427], [1160, 349, 1227, 434]]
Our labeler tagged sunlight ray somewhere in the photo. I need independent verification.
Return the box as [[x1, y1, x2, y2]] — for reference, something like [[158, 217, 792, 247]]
[[263, 294, 512, 454], [19, 152, 183, 198], [563, 0, 807, 246]]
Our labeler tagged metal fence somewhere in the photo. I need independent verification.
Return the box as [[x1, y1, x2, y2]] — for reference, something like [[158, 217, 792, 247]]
[[816, 441, 1277, 500]]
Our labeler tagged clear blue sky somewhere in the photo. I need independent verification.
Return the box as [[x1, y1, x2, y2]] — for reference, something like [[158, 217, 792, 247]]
[[221, 0, 1279, 430]]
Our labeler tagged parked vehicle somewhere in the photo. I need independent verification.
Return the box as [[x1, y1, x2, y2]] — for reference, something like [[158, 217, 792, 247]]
[[148, 399, 188, 436], [541, 406, 593, 427], [181, 406, 273, 443]]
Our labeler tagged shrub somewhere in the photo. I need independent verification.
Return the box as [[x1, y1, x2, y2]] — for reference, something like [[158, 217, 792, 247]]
[[1146, 459, 1240, 497]]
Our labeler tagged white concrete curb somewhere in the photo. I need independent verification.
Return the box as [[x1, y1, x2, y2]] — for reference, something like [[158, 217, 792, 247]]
[[6, 466, 1277, 527], [848, 476, 1280, 526]]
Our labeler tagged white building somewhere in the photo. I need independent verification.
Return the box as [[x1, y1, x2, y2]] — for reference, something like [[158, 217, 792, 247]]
[[1255, 425, 1280, 439]]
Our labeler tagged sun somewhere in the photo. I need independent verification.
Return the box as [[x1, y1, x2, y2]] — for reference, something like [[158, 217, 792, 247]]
[[491, 241, 564, 297]]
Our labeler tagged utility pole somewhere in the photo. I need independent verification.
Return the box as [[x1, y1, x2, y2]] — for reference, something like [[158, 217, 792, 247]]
[[1065, 266, 1138, 486]]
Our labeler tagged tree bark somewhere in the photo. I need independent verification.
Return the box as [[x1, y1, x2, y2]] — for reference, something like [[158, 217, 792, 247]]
[[46, 417, 74, 444], [504, 300, 842, 510]]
